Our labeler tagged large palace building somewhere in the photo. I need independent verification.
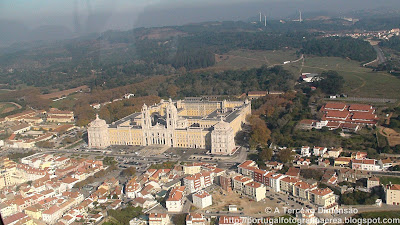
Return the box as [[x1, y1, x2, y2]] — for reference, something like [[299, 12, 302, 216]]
[[88, 98, 251, 155]]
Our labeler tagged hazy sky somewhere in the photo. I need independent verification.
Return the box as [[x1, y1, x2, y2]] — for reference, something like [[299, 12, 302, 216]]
[[2, 0, 400, 30], [0, 0, 400, 44]]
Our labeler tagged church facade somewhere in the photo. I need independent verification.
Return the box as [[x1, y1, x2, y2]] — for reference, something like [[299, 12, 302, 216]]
[[88, 98, 251, 155]]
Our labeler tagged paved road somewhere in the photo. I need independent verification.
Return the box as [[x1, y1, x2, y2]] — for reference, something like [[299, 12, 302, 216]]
[[373, 45, 386, 64], [306, 164, 400, 177]]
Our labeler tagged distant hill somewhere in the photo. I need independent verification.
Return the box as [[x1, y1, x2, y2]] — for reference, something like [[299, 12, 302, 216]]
[[0, 20, 76, 47]]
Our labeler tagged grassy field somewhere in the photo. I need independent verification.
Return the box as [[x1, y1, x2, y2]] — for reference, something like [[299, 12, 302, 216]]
[[284, 56, 400, 99], [350, 211, 400, 224], [196, 49, 300, 72], [378, 176, 400, 185], [201, 50, 400, 99], [0, 102, 19, 114], [50, 92, 83, 110]]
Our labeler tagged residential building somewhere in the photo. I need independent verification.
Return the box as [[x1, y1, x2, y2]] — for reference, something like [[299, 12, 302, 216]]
[[309, 188, 336, 209], [386, 184, 400, 205], [244, 181, 266, 201], [301, 146, 311, 157], [280, 177, 300, 195], [323, 148, 343, 159], [379, 158, 393, 171], [125, 179, 141, 199], [42, 205, 62, 224], [3, 212, 34, 225], [183, 163, 202, 175], [269, 173, 285, 192], [237, 160, 258, 177], [166, 186, 185, 212], [313, 147, 327, 157], [367, 177, 380, 190], [220, 172, 235, 192], [352, 159, 381, 171], [265, 162, 283, 170], [186, 213, 206, 225], [184, 171, 214, 193], [334, 157, 352, 167], [293, 181, 317, 200], [149, 213, 170, 225], [232, 175, 253, 193], [192, 191, 212, 209]]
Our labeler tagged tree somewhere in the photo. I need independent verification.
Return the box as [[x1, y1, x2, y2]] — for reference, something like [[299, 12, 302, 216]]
[[121, 167, 136, 177], [103, 157, 117, 166], [316, 71, 345, 95], [247, 115, 271, 149], [172, 214, 187, 225], [259, 147, 273, 161], [278, 148, 295, 163]]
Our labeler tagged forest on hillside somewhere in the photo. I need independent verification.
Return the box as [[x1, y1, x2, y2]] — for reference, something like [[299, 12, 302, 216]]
[[0, 19, 378, 91], [301, 36, 377, 62]]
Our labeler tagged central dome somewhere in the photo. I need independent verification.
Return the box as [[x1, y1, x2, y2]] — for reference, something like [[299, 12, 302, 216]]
[[89, 114, 107, 127]]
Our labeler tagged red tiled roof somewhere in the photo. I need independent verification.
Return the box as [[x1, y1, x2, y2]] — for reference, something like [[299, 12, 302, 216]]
[[3, 212, 28, 224], [233, 175, 252, 183], [349, 104, 372, 111], [351, 112, 376, 121], [326, 110, 349, 119], [281, 177, 300, 183], [193, 191, 210, 199], [285, 167, 300, 177], [245, 181, 262, 188], [248, 91, 267, 96], [167, 186, 185, 201], [185, 171, 212, 181], [238, 160, 255, 168], [324, 102, 347, 110], [387, 184, 400, 190], [310, 188, 333, 196], [336, 157, 351, 163]]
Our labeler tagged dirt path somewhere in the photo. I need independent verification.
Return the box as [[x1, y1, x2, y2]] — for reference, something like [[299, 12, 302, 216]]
[[378, 126, 400, 147], [8, 102, 22, 109]]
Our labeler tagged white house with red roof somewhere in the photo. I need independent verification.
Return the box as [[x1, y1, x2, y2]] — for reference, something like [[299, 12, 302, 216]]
[[309, 188, 337, 209], [244, 181, 266, 201], [183, 171, 214, 193], [386, 184, 400, 205], [148, 213, 170, 225], [232, 175, 253, 193], [313, 147, 327, 156], [237, 160, 258, 177], [352, 159, 381, 171], [192, 191, 212, 209], [166, 186, 185, 212], [186, 213, 206, 225]]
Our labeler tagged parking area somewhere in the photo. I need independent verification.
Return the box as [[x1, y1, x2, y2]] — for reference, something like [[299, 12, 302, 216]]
[[138, 145, 170, 157]]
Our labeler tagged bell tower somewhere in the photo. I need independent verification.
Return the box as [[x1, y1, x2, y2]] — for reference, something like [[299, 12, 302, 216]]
[[166, 98, 178, 130], [141, 104, 151, 129]]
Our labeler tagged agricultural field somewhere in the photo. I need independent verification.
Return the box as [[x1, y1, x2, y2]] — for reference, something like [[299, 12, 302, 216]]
[[50, 92, 84, 110], [0, 102, 20, 114], [380, 127, 400, 146], [284, 56, 400, 99]]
